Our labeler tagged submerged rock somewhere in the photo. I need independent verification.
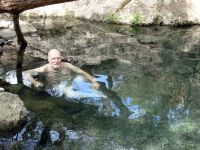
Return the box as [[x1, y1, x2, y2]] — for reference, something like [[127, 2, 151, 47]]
[[50, 130, 60, 144], [0, 92, 28, 131]]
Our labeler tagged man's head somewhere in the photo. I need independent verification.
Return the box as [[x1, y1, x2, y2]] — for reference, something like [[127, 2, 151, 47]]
[[48, 49, 62, 70]]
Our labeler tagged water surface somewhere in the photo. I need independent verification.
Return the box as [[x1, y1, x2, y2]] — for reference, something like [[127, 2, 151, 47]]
[[1, 18, 200, 150]]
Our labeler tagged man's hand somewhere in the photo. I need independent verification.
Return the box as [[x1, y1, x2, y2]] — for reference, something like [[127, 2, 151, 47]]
[[33, 81, 44, 89], [92, 82, 100, 90]]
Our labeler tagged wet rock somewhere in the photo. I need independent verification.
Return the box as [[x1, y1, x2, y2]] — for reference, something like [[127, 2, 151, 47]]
[[65, 130, 81, 140], [0, 92, 28, 131], [63, 128, 95, 148], [0, 47, 3, 55], [0, 16, 162, 67], [32, 121, 44, 142], [0, 29, 16, 40], [163, 27, 200, 53], [0, 115, 44, 149], [0, 87, 4, 92], [0, 64, 4, 79], [137, 35, 160, 44], [50, 130, 60, 144], [0, 39, 5, 47]]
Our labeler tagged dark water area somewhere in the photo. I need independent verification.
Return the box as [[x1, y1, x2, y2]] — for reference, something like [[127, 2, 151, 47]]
[[1, 18, 200, 149]]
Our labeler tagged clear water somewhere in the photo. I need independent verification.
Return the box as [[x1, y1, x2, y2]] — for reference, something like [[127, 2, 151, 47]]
[[1, 18, 200, 150]]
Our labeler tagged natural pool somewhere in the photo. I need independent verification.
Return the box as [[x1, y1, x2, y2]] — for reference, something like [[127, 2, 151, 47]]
[[1, 18, 200, 149]]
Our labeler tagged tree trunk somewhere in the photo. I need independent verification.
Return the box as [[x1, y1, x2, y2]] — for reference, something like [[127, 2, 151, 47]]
[[0, 0, 76, 14], [13, 13, 27, 84]]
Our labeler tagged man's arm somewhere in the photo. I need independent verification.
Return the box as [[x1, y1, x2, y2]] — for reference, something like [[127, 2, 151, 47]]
[[23, 65, 46, 88], [67, 63, 100, 89]]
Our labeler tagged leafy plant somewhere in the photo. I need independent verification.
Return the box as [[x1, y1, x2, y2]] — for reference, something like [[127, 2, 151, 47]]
[[105, 12, 119, 23], [131, 13, 142, 26]]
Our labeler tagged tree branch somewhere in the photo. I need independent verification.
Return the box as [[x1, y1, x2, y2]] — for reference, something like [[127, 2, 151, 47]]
[[0, 0, 76, 14]]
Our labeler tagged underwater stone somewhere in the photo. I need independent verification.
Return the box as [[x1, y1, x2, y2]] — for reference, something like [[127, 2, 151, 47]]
[[50, 130, 60, 144]]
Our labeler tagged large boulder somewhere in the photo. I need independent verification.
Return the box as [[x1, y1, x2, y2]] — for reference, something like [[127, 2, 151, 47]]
[[21, 0, 200, 25], [0, 92, 28, 131]]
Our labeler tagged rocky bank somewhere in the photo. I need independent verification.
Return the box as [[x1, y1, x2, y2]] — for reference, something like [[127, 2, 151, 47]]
[[22, 0, 200, 25]]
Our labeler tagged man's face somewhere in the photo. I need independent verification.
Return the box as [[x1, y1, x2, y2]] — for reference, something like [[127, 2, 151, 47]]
[[48, 50, 62, 70]]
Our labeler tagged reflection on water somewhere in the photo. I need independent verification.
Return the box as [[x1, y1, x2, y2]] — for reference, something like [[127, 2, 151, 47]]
[[5, 70, 31, 86], [122, 97, 146, 119], [5, 70, 124, 117], [167, 103, 189, 126], [1, 19, 200, 149]]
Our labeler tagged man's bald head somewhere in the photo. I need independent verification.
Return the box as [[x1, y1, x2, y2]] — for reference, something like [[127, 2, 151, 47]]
[[48, 49, 61, 59], [48, 49, 62, 70]]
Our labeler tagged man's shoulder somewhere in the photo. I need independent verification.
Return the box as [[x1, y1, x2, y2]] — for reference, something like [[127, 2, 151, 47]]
[[37, 64, 49, 72], [62, 62, 73, 68]]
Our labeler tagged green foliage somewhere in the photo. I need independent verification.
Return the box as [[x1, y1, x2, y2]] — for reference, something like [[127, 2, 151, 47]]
[[105, 12, 119, 23], [131, 13, 142, 26]]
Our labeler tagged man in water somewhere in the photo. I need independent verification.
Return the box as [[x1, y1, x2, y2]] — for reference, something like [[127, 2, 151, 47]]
[[24, 49, 100, 91]]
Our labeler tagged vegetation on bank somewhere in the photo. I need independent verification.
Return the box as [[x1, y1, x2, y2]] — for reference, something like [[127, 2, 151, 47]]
[[130, 13, 142, 26], [105, 12, 119, 24]]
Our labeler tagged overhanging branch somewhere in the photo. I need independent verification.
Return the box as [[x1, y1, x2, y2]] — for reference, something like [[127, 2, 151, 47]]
[[0, 0, 76, 14]]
